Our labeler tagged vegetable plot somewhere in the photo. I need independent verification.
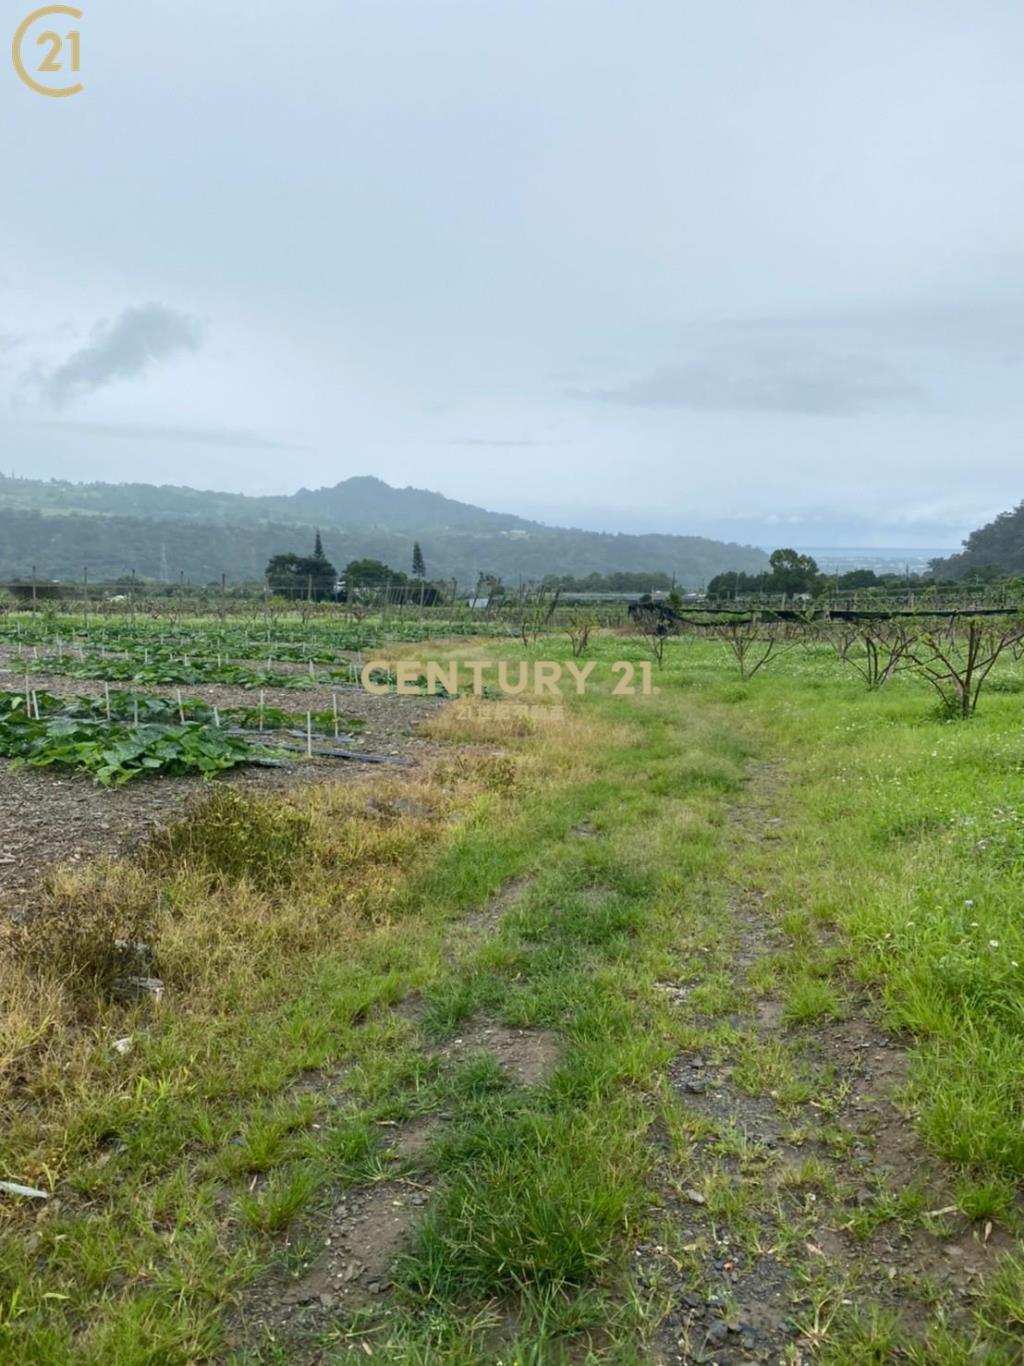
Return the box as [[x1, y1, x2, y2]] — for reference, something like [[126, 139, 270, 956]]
[[0, 692, 280, 785]]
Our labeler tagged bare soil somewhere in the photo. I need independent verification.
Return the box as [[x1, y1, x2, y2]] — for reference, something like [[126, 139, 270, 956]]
[[431, 1014, 561, 1088], [0, 682, 446, 915]]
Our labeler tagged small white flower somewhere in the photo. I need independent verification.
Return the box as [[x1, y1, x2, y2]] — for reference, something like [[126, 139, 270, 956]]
[[989, 939, 1000, 948], [964, 900, 974, 907]]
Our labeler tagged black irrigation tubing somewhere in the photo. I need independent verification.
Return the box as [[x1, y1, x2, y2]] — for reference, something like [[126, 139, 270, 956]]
[[266, 743, 413, 765], [220, 730, 411, 765]]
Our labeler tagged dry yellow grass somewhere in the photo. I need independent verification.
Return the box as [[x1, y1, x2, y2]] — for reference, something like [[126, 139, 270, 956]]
[[0, 696, 606, 1190]]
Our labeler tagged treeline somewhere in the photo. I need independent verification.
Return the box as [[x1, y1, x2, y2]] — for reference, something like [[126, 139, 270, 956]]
[[538, 571, 679, 593], [706, 549, 956, 599], [264, 535, 442, 603], [0, 505, 769, 588], [930, 501, 1024, 581]]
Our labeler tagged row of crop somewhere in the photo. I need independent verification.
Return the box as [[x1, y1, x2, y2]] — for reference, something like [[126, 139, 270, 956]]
[[0, 614, 506, 652], [3, 688, 368, 736], [3, 649, 455, 695], [0, 692, 282, 786], [10, 653, 355, 689]]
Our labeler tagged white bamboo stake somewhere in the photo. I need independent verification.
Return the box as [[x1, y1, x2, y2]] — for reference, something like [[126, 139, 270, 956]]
[[176, 689, 185, 723], [306, 711, 313, 757], [0, 1180, 48, 1201]]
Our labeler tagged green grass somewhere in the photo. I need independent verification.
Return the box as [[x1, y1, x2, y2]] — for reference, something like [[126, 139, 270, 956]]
[[3, 627, 1024, 1360]]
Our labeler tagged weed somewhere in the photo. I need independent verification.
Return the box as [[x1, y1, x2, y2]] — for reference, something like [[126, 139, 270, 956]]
[[146, 787, 311, 889]]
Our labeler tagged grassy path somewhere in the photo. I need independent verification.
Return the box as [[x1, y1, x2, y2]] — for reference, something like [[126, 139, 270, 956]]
[[2, 635, 1024, 1362]]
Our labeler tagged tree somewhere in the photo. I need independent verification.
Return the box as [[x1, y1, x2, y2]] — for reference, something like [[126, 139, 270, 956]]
[[707, 550, 822, 600], [706, 570, 750, 597], [344, 558, 405, 591], [836, 622, 920, 689], [836, 569, 879, 590], [411, 542, 426, 579], [265, 531, 337, 600], [632, 604, 670, 668], [564, 607, 597, 658], [711, 616, 794, 679], [907, 616, 1024, 718], [767, 548, 821, 595], [931, 500, 1024, 581]]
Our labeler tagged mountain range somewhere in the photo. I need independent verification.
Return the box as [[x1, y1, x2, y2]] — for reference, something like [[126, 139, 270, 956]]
[[0, 473, 769, 588]]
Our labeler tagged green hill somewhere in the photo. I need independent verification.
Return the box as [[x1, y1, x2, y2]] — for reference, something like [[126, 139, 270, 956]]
[[0, 473, 768, 588], [930, 500, 1024, 580]]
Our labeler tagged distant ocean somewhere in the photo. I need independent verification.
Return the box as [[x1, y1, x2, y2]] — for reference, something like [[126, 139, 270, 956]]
[[790, 548, 957, 574]]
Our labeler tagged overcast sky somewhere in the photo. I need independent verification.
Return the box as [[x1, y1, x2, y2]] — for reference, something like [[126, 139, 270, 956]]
[[2, 0, 1023, 548]]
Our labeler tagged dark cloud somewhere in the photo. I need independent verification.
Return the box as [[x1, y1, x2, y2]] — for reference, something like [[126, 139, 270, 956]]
[[41, 305, 201, 408]]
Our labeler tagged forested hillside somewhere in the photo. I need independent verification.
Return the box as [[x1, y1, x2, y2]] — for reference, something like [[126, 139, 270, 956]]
[[930, 500, 1024, 579], [0, 474, 768, 587]]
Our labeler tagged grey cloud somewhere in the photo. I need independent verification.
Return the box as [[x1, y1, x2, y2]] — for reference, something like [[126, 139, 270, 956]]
[[0, 333, 22, 370], [33, 418, 303, 452], [451, 437, 576, 449], [5, 0, 1024, 545], [451, 437, 540, 448], [569, 348, 923, 416], [41, 305, 201, 408]]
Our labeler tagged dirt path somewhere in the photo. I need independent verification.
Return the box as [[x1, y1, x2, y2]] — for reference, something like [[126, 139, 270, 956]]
[[641, 762, 1014, 1364], [226, 874, 554, 1359]]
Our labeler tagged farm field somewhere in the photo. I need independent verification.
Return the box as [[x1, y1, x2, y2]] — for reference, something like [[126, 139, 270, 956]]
[[1, 613, 1023, 1363]]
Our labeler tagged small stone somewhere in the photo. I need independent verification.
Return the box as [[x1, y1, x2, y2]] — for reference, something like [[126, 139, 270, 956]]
[[705, 1320, 729, 1345], [111, 976, 164, 1003], [684, 1188, 706, 1205]]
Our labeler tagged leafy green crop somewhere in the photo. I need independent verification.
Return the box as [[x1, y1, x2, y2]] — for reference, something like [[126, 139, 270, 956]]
[[0, 689, 365, 735], [0, 693, 280, 785]]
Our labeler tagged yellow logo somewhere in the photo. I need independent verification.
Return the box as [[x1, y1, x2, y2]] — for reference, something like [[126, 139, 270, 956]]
[[12, 5, 83, 97]]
